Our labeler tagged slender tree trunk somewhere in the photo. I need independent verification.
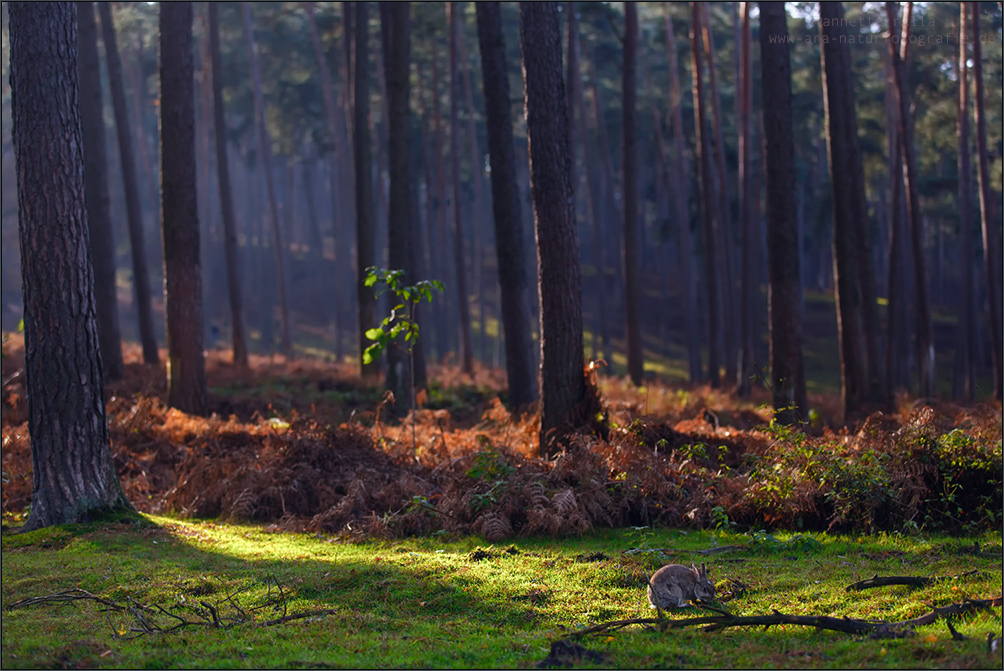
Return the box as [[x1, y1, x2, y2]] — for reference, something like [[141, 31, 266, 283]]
[[622, 2, 642, 386], [449, 2, 474, 375], [665, 12, 702, 384], [737, 3, 755, 396], [242, 2, 293, 358], [353, 1, 379, 379], [759, 1, 807, 425], [883, 44, 909, 399], [10, 1, 132, 531], [455, 26, 489, 363], [568, 6, 608, 364], [520, 1, 585, 455], [208, 3, 248, 370], [97, 2, 159, 364], [78, 1, 124, 381], [820, 1, 869, 417], [430, 37, 456, 357], [699, 3, 737, 385], [690, 4, 721, 387], [160, 2, 207, 416], [476, 1, 538, 407], [953, 5, 976, 400], [886, 1, 934, 397], [971, 1, 1003, 401]]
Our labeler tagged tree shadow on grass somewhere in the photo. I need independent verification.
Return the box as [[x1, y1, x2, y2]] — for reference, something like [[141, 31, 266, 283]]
[[1, 512, 544, 669]]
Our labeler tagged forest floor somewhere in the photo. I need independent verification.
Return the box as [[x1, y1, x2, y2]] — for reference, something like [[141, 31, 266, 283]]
[[1, 333, 1002, 668]]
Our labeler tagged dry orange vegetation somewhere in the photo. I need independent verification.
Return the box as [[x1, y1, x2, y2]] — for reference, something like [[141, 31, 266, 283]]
[[2, 334, 1001, 538]]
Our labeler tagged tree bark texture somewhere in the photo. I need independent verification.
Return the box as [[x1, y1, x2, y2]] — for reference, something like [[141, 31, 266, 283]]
[[208, 3, 248, 370], [77, 1, 124, 382], [381, 1, 413, 416], [9, 1, 132, 531], [519, 1, 585, 457], [160, 2, 208, 417], [97, 2, 160, 365], [970, 2, 1003, 401], [759, 1, 807, 425], [820, 1, 870, 417], [622, 2, 642, 387], [476, 1, 538, 408]]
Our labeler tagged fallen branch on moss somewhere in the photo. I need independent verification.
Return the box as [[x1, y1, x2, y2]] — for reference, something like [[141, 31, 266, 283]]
[[5, 585, 340, 638], [846, 570, 986, 591], [566, 596, 1003, 640]]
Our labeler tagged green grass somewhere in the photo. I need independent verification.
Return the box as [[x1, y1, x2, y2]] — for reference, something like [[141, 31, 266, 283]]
[[2, 515, 1001, 669]]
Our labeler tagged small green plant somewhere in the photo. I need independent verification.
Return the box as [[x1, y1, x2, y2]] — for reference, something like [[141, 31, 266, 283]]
[[362, 267, 443, 451]]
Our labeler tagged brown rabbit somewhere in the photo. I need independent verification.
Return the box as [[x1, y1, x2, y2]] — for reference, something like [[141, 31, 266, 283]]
[[647, 562, 716, 610]]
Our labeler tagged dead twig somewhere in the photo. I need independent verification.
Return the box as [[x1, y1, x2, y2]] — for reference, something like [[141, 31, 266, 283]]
[[846, 570, 984, 591]]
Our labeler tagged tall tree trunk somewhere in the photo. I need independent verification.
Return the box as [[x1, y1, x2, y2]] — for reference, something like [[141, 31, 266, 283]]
[[568, 4, 609, 364], [820, 1, 869, 418], [953, 5, 976, 400], [430, 36, 456, 357], [9, 1, 132, 531], [208, 3, 248, 370], [759, 1, 807, 425], [520, 1, 584, 456], [665, 11, 702, 384], [354, 1, 379, 379], [381, 1, 413, 416], [622, 2, 642, 386], [97, 2, 159, 365], [699, 3, 737, 385], [886, 1, 934, 397], [971, 1, 1003, 401], [737, 2, 755, 396], [160, 2, 208, 416], [883, 43, 909, 399], [476, 1, 538, 407], [690, 4, 721, 388], [449, 2, 474, 375], [242, 2, 293, 358], [455, 26, 489, 363], [78, 1, 124, 381]]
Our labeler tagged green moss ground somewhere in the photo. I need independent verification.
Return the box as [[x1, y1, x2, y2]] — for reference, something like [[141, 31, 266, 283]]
[[2, 514, 1001, 669]]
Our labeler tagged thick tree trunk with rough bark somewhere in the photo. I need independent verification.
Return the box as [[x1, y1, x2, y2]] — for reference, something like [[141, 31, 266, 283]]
[[9, 1, 133, 531], [971, 2, 1003, 401], [520, 1, 585, 457], [622, 2, 642, 387], [476, 1, 538, 408], [160, 2, 208, 417], [381, 1, 413, 416], [77, 1, 124, 381], [759, 1, 807, 425], [97, 2, 160, 365], [208, 3, 248, 370]]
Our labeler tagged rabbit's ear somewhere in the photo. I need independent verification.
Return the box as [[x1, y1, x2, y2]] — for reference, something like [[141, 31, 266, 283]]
[[699, 563, 707, 578]]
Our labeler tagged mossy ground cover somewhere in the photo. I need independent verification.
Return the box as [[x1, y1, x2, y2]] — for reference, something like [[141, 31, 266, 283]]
[[2, 514, 1001, 669]]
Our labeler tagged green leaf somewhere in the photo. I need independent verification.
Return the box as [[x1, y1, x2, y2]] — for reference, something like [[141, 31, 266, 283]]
[[365, 328, 384, 340]]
